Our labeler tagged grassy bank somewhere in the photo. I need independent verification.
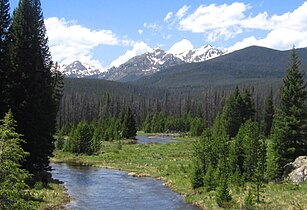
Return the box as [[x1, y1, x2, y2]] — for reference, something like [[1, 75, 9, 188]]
[[52, 136, 307, 210], [33, 182, 70, 210]]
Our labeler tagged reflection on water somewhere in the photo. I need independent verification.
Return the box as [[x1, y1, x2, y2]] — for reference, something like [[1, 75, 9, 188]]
[[51, 163, 199, 210]]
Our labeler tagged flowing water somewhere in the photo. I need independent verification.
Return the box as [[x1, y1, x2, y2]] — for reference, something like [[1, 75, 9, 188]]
[[51, 163, 199, 210], [52, 136, 199, 210], [136, 135, 177, 144]]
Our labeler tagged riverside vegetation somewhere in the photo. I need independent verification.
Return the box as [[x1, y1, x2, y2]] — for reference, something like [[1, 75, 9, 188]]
[[1, 0, 307, 209], [53, 48, 307, 209]]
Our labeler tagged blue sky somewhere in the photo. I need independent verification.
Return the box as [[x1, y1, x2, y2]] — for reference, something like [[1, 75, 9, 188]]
[[9, 0, 307, 70]]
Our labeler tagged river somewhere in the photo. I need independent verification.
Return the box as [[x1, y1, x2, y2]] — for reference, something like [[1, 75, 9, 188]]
[[51, 136, 199, 210]]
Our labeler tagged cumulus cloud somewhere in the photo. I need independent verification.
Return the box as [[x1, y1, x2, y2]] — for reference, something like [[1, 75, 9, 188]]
[[229, 2, 307, 51], [168, 39, 194, 55], [178, 1, 307, 49], [110, 41, 152, 68], [179, 2, 247, 41], [45, 17, 119, 68], [138, 29, 143, 34], [176, 5, 190, 19], [164, 12, 173, 22]]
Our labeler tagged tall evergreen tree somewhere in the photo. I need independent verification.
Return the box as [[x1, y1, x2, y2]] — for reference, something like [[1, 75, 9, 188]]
[[263, 89, 274, 137], [242, 88, 256, 121], [222, 86, 244, 138], [0, 110, 37, 209], [122, 107, 137, 139], [7, 0, 61, 180], [0, 0, 10, 118], [267, 48, 307, 179]]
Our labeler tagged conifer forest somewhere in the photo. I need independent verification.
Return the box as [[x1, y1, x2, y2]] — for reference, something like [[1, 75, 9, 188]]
[[1, 0, 307, 209]]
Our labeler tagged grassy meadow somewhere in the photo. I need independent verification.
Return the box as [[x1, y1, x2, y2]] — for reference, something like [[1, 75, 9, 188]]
[[51, 135, 307, 210]]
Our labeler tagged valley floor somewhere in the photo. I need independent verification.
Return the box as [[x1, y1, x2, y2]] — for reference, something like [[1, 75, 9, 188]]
[[51, 135, 307, 210]]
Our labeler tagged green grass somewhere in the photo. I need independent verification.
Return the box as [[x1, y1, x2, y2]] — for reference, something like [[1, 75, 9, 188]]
[[26, 181, 70, 210], [33, 183, 70, 210], [52, 136, 307, 210]]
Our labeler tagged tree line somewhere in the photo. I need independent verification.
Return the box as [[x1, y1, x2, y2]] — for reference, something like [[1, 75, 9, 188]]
[[190, 48, 307, 208], [56, 107, 137, 155], [58, 78, 280, 130]]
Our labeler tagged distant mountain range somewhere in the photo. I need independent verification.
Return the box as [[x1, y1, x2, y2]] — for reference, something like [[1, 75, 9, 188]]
[[59, 46, 307, 91], [59, 45, 224, 81], [134, 46, 307, 89]]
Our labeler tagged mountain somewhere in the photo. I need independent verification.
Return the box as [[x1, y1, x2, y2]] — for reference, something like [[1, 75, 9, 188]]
[[174, 44, 224, 63], [60, 61, 104, 78], [101, 48, 184, 82], [60, 45, 224, 80], [134, 46, 307, 89]]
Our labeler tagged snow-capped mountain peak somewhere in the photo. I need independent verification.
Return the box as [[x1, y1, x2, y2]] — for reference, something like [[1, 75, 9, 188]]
[[59, 61, 105, 78], [60, 44, 224, 80], [175, 44, 224, 63]]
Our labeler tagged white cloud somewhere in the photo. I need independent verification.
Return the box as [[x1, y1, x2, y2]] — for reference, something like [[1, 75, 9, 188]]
[[179, 1, 307, 48], [110, 41, 152, 67], [164, 12, 173, 22], [168, 39, 194, 55], [45, 17, 119, 68], [143, 22, 161, 31], [229, 2, 307, 51], [180, 2, 248, 35], [176, 5, 190, 19], [138, 29, 143, 34]]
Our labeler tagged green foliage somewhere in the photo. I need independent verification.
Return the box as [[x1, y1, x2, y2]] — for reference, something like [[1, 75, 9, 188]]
[[122, 107, 137, 139], [263, 89, 274, 137], [203, 164, 216, 191], [244, 188, 254, 208], [0, 0, 11, 118], [4, 0, 63, 179], [190, 160, 204, 189], [0, 110, 37, 210], [267, 48, 307, 180], [216, 173, 232, 208], [60, 107, 137, 154], [69, 121, 94, 155], [222, 87, 255, 138], [190, 118, 206, 137], [55, 130, 65, 150]]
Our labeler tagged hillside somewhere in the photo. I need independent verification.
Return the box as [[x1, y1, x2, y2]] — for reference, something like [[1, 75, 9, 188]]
[[134, 46, 307, 89]]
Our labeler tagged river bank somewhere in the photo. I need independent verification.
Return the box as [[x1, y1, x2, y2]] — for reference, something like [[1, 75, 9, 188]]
[[51, 136, 307, 210]]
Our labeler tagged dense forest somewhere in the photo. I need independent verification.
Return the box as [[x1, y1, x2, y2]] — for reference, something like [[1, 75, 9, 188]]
[[58, 77, 280, 128], [1, 0, 307, 209]]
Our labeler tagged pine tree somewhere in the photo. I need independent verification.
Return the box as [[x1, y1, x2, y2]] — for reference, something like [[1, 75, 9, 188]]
[[216, 162, 232, 208], [263, 89, 274, 137], [0, 110, 37, 209], [242, 120, 260, 182], [122, 107, 137, 139], [0, 0, 10, 118], [7, 0, 61, 180], [203, 163, 216, 191], [222, 86, 244, 138], [242, 88, 255, 121], [191, 159, 204, 189], [214, 114, 232, 207], [267, 48, 307, 180]]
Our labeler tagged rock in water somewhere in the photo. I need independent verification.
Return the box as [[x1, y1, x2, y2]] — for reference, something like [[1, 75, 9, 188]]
[[284, 156, 307, 184]]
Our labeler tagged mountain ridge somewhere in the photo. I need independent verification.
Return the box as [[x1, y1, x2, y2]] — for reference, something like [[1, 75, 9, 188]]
[[133, 46, 307, 89], [60, 44, 224, 80]]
